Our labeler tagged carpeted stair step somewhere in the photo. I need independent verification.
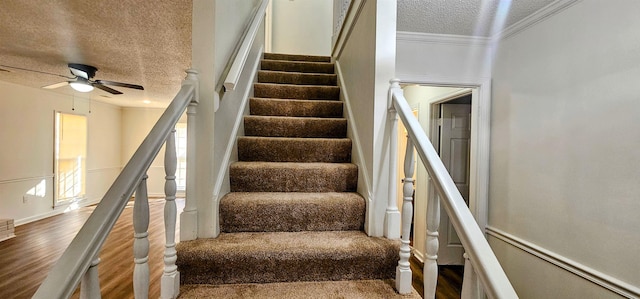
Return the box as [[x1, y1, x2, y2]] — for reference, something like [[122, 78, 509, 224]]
[[254, 83, 339, 100], [258, 70, 337, 86], [230, 162, 357, 192], [250, 98, 343, 118], [263, 52, 332, 63], [219, 192, 364, 232], [238, 137, 351, 163], [261, 59, 334, 74], [176, 231, 399, 285], [179, 279, 421, 298], [244, 116, 347, 138]]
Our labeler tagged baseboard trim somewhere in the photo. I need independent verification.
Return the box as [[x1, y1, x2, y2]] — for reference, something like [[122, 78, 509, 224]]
[[412, 248, 425, 264], [486, 226, 640, 298]]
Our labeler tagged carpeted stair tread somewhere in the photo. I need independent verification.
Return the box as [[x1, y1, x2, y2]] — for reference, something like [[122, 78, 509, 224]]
[[263, 52, 332, 63], [254, 83, 339, 100], [238, 137, 351, 163], [244, 116, 347, 138], [261, 59, 335, 74], [220, 192, 364, 232], [179, 279, 421, 298], [258, 70, 337, 86], [230, 162, 357, 192], [176, 231, 400, 285], [250, 98, 343, 118]]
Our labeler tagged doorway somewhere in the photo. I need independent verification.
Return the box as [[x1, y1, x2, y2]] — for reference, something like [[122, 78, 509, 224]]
[[397, 84, 484, 266], [54, 112, 87, 207], [431, 95, 472, 265]]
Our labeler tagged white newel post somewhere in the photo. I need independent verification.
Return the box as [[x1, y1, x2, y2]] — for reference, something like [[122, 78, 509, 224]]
[[396, 137, 415, 294], [424, 180, 441, 298], [180, 69, 199, 241], [80, 255, 101, 299], [385, 79, 402, 239], [133, 175, 150, 298], [162, 130, 180, 299], [461, 253, 482, 299]]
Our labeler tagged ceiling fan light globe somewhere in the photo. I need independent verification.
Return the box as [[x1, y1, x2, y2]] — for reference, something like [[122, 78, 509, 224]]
[[69, 81, 94, 92]]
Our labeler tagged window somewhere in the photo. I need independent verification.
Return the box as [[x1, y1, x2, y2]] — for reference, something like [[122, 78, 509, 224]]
[[54, 112, 87, 205], [175, 123, 187, 191]]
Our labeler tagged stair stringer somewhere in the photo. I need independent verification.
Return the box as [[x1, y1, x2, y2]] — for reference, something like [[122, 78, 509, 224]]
[[335, 60, 377, 236]]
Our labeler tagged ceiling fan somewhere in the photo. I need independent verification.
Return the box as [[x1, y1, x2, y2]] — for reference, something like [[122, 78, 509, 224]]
[[0, 63, 144, 95]]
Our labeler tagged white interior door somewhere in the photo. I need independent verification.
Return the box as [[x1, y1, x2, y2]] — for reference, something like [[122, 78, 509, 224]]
[[436, 103, 471, 265]]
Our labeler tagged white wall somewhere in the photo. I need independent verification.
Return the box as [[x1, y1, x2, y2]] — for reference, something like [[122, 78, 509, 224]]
[[489, 0, 640, 297], [0, 81, 121, 224], [191, 0, 262, 237], [270, 0, 332, 56], [335, 0, 396, 236], [396, 33, 492, 81]]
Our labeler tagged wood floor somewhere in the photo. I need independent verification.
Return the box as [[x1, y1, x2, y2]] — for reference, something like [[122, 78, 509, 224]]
[[0, 198, 463, 298], [0, 198, 183, 299], [411, 255, 465, 298]]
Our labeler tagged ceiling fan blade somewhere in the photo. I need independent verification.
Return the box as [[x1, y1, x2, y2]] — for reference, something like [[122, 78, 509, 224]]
[[95, 80, 144, 90], [43, 81, 70, 89], [0, 64, 74, 79], [94, 83, 123, 95]]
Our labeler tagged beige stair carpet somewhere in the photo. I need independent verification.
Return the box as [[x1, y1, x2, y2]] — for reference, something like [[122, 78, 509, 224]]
[[177, 52, 415, 298]]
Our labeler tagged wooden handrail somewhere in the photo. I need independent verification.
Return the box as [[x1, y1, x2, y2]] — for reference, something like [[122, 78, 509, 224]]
[[33, 71, 198, 299], [390, 80, 518, 299]]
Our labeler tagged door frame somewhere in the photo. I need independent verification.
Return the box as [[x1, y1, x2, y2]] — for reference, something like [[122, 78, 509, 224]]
[[399, 77, 491, 239]]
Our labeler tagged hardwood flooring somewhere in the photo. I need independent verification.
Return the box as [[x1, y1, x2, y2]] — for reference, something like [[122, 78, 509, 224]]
[[0, 198, 463, 299], [0, 198, 183, 299], [411, 255, 465, 299]]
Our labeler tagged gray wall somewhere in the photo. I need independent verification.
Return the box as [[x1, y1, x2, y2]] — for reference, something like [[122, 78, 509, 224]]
[[489, 0, 640, 297]]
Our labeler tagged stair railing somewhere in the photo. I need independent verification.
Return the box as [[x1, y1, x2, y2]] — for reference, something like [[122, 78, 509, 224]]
[[223, 0, 269, 92], [389, 79, 518, 299], [33, 70, 199, 299]]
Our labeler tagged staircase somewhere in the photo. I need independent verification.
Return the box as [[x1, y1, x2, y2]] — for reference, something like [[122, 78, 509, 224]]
[[176, 53, 420, 298]]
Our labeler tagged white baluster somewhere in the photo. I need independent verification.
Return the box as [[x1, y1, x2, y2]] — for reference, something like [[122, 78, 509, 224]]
[[180, 102, 198, 241], [424, 180, 441, 298], [80, 255, 101, 299], [396, 137, 415, 294], [133, 175, 150, 298], [162, 129, 180, 299], [462, 252, 483, 299], [385, 91, 401, 239]]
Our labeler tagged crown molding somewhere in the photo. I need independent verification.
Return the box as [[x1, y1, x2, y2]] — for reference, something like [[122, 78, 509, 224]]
[[493, 0, 581, 41], [397, 31, 491, 46], [397, 0, 582, 44]]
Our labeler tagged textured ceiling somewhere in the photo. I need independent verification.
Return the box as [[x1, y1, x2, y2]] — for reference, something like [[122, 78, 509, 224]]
[[397, 0, 557, 37], [0, 0, 556, 108], [0, 0, 191, 108]]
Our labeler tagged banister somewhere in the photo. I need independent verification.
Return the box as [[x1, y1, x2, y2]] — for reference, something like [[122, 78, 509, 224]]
[[390, 84, 518, 299], [33, 75, 197, 299], [223, 0, 269, 92]]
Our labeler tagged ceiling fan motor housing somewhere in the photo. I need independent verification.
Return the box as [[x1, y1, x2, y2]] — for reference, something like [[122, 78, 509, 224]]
[[68, 63, 97, 79]]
